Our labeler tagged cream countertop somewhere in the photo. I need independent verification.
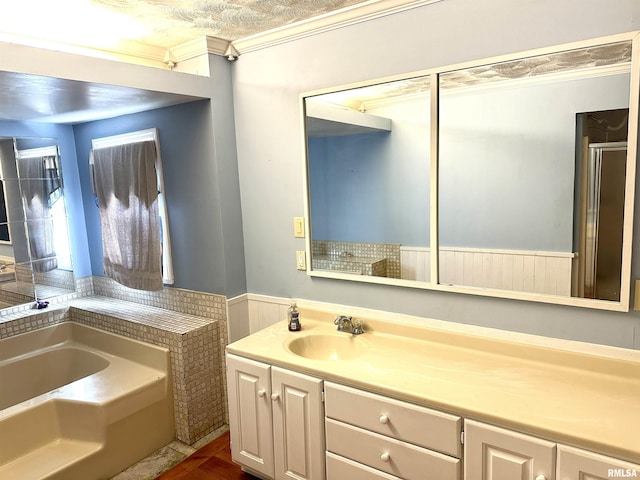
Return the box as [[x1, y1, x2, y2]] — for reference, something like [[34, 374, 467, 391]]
[[226, 308, 640, 464]]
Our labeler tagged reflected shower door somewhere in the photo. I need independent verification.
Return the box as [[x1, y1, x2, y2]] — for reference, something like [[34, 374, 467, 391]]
[[585, 142, 627, 301]]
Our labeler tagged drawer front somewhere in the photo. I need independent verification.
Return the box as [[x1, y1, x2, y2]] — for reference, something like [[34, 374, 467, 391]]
[[326, 452, 401, 480], [325, 382, 462, 457], [326, 418, 461, 480]]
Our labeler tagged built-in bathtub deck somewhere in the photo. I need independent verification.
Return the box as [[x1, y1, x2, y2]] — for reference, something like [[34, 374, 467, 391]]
[[0, 322, 173, 480], [0, 283, 229, 446], [68, 296, 227, 444]]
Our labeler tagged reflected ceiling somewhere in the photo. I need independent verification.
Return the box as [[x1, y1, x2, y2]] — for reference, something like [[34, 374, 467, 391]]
[[311, 42, 632, 111], [0, 71, 203, 124]]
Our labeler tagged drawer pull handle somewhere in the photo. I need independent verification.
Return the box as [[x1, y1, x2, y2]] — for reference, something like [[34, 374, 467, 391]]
[[271, 393, 280, 401], [380, 452, 391, 463], [257, 389, 266, 398], [535, 476, 546, 480], [379, 415, 389, 425]]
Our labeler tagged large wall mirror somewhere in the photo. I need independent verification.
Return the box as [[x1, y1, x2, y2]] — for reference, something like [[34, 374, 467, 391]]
[[0, 137, 75, 308], [302, 32, 639, 311]]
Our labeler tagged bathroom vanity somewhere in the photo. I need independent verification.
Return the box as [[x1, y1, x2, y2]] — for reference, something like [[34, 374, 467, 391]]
[[226, 309, 640, 480]]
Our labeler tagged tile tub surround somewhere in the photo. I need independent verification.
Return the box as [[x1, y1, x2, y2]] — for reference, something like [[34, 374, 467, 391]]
[[312, 254, 387, 276], [312, 240, 401, 278], [0, 275, 91, 319], [91, 276, 230, 434], [0, 278, 230, 445], [70, 297, 226, 444]]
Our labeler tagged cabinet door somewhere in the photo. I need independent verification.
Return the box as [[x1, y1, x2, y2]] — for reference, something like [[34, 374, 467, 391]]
[[557, 444, 640, 480], [271, 366, 325, 480], [226, 354, 274, 479], [464, 420, 555, 480]]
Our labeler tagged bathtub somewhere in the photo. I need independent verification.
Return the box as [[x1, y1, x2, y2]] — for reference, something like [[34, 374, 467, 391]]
[[0, 322, 175, 480]]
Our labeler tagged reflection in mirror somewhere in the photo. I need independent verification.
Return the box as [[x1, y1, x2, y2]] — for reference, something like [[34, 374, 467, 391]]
[[0, 137, 75, 308], [438, 41, 632, 300], [303, 33, 638, 310], [305, 76, 431, 279]]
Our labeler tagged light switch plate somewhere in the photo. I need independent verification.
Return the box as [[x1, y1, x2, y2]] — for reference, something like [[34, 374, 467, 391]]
[[296, 250, 306, 270], [293, 217, 305, 238]]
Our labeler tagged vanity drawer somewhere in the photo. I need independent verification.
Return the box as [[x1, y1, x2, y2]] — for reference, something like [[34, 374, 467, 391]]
[[326, 418, 461, 480], [324, 382, 462, 457], [327, 452, 401, 480]]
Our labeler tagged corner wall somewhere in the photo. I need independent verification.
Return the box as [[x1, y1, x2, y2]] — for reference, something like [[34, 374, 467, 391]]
[[72, 98, 246, 297]]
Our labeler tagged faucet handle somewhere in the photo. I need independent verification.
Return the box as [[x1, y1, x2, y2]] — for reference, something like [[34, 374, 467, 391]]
[[352, 318, 365, 335], [334, 315, 352, 325]]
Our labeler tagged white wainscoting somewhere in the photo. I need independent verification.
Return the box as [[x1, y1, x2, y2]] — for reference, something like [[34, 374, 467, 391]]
[[227, 293, 290, 342], [400, 246, 431, 282], [400, 246, 576, 297]]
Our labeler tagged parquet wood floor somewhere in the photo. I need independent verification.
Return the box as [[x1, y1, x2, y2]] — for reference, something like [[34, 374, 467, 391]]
[[156, 431, 257, 480]]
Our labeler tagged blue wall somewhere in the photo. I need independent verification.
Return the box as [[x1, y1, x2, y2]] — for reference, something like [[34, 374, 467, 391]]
[[308, 99, 431, 246], [72, 99, 243, 295], [233, 0, 640, 349], [0, 98, 244, 297]]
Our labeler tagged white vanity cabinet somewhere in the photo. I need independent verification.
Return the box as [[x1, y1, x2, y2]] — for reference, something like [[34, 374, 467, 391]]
[[557, 444, 640, 479], [464, 419, 556, 480], [226, 354, 325, 480], [324, 382, 463, 480]]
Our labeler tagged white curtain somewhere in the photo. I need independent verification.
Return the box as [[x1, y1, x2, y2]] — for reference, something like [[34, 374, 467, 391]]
[[91, 140, 163, 291]]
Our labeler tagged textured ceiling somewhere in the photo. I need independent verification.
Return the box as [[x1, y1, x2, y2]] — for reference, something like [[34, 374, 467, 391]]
[[93, 0, 368, 46], [0, 0, 374, 124]]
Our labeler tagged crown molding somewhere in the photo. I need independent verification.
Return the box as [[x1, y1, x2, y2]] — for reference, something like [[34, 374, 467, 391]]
[[231, 0, 443, 55], [169, 36, 231, 62], [0, 0, 442, 67], [0, 33, 169, 68]]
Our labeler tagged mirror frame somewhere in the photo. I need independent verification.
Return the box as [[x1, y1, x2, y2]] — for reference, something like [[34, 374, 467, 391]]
[[301, 31, 640, 312]]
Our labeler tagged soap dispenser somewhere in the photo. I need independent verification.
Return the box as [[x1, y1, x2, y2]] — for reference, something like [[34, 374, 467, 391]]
[[288, 300, 301, 331]]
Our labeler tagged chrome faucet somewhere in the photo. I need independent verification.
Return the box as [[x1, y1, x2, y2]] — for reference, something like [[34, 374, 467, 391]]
[[334, 315, 365, 335]]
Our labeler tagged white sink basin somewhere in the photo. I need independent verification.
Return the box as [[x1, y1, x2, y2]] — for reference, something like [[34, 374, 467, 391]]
[[286, 334, 368, 361]]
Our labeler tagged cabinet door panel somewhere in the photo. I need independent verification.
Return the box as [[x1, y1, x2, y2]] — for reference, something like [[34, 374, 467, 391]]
[[464, 420, 555, 480], [226, 354, 274, 479], [557, 444, 640, 480], [272, 366, 324, 480]]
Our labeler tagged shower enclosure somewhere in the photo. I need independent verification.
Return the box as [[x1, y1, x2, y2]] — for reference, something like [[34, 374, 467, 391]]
[[583, 141, 627, 301]]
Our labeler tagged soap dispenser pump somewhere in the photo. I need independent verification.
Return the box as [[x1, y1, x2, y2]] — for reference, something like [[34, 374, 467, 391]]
[[288, 300, 301, 331]]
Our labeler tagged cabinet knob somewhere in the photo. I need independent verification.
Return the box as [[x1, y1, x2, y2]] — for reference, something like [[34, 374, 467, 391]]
[[379, 415, 389, 425], [380, 452, 391, 463], [535, 475, 547, 480], [257, 389, 266, 398], [271, 393, 280, 401]]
